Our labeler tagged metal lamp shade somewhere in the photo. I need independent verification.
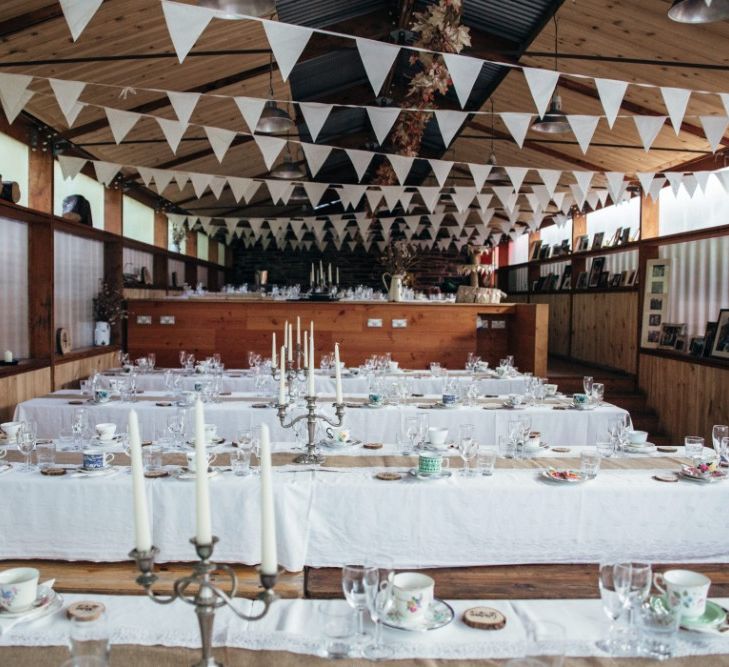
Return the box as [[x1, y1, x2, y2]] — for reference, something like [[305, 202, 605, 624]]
[[531, 94, 571, 134], [668, 0, 729, 23], [270, 155, 306, 180], [197, 0, 275, 18], [257, 101, 294, 134]]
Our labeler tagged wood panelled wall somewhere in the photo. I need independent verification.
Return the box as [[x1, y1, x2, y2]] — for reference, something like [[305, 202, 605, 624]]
[[530, 294, 571, 358], [54, 351, 118, 390], [0, 367, 51, 422]]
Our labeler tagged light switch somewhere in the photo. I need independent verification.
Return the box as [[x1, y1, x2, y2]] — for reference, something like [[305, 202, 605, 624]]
[[136, 315, 152, 325], [367, 318, 383, 328], [491, 320, 506, 329], [160, 316, 175, 325], [392, 319, 407, 328]]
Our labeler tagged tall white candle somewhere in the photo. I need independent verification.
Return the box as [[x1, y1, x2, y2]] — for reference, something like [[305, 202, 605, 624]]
[[336, 267, 339, 285], [307, 321, 315, 396], [287, 324, 293, 362], [259, 423, 277, 575], [129, 409, 152, 552], [283, 320, 288, 357], [194, 399, 212, 545], [327, 263, 332, 285], [310, 263, 314, 284], [296, 317, 301, 345], [3, 350, 12, 363], [319, 260, 323, 279], [271, 332, 276, 367], [334, 343, 343, 405], [303, 331, 308, 368], [278, 345, 286, 405]]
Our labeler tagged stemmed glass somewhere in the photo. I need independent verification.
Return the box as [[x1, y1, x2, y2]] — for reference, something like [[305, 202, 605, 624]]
[[342, 565, 378, 646], [71, 409, 90, 449], [458, 424, 477, 476], [597, 563, 626, 654], [613, 561, 652, 649], [712, 425, 729, 461], [147, 352, 156, 371], [405, 417, 419, 454], [417, 414, 429, 449], [591, 382, 605, 406], [583, 375, 594, 396], [363, 566, 394, 660], [179, 350, 187, 369], [166, 410, 186, 449], [17, 430, 37, 473]]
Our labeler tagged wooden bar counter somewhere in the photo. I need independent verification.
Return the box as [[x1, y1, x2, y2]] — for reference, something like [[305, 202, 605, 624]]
[[126, 298, 548, 374]]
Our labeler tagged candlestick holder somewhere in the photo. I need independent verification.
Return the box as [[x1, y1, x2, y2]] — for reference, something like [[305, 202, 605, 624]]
[[271, 358, 306, 402], [130, 536, 279, 667], [276, 395, 345, 464]]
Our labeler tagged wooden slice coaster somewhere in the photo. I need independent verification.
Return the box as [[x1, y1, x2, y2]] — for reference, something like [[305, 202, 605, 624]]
[[68, 400, 84, 405], [219, 391, 232, 396], [40, 467, 67, 477], [141, 440, 154, 447], [375, 472, 402, 481], [363, 442, 383, 450], [462, 606, 507, 630], [653, 473, 679, 483], [36, 439, 53, 445], [144, 469, 169, 478], [67, 601, 105, 622], [251, 403, 269, 408], [155, 401, 173, 407], [657, 446, 678, 453], [552, 447, 571, 453]]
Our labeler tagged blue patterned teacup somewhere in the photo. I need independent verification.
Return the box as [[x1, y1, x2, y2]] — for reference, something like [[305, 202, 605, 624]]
[[82, 449, 114, 470], [93, 388, 110, 404], [441, 393, 457, 406], [573, 392, 589, 407], [368, 393, 383, 406]]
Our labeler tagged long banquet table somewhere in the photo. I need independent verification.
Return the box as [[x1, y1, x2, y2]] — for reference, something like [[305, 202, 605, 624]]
[[15, 390, 629, 447], [1, 443, 725, 570]]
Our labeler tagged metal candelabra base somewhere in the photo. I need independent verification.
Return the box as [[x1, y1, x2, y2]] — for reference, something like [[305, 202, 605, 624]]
[[276, 395, 345, 465], [130, 536, 279, 667]]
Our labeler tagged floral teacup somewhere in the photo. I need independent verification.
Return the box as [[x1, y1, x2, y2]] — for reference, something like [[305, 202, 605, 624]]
[[391, 572, 434, 625], [655, 569, 711, 619]]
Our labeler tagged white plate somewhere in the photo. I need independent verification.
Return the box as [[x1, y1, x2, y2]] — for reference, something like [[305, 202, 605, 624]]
[[540, 469, 586, 484], [408, 468, 453, 481], [502, 402, 526, 410], [0, 586, 58, 619], [321, 439, 361, 449], [624, 443, 657, 454], [174, 468, 219, 481], [75, 466, 118, 477], [383, 598, 454, 632]]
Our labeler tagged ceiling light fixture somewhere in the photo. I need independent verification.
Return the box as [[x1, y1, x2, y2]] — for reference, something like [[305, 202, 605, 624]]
[[668, 0, 729, 23], [531, 15, 571, 134], [197, 0, 275, 18], [486, 99, 507, 182], [270, 154, 306, 180], [256, 54, 294, 134]]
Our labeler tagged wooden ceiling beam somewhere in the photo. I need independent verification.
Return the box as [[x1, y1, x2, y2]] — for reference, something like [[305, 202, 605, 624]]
[[0, 4, 63, 38]]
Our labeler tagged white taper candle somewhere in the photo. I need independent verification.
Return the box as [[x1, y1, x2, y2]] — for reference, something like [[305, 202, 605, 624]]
[[278, 345, 286, 405], [308, 321, 315, 396], [271, 332, 276, 367], [129, 409, 152, 552], [259, 423, 277, 575], [303, 330, 308, 368], [296, 316, 301, 345], [287, 324, 293, 362], [194, 399, 212, 545], [334, 342, 343, 405]]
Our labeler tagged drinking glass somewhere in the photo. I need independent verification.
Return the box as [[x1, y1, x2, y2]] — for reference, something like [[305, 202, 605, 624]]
[[596, 440, 616, 458], [526, 620, 566, 666], [68, 606, 110, 663], [17, 432, 37, 473], [721, 437, 729, 464], [59, 658, 108, 667], [341, 565, 378, 644], [597, 562, 625, 654], [583, 375, 594, 395], [405, 416, 419, 454], [458, 425, 477, 476], [712, 425, 729, 461], [166, 410, 186, 449], [147, 352, 156, 371], [613, 561, 652, 649], [580, 449, 601, 479], [684, 435, 705, 465], [318, 603, 356, 659], [363, 565, 394, 660], [477, 447, 497, 476], [591, 382, 605, 405], [636, 601, 680, 661], [231, 448, 252, 476], [179, 350, 187, 369], [142, 445, 162, 473], [36, 441, 56, 470], [498, 435, 516, 459], [417, 413, 430, 448]]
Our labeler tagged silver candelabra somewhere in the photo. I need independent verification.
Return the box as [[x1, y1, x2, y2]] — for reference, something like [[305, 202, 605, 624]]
[[130, 536, 278, 667], [271, 349, 306, 402], [276, 395, 345, 465]]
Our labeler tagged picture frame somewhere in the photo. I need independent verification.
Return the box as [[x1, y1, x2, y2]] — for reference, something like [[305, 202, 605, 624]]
[[592, 232, 605, 250], [658, 323, 687, 349], [620, 227, 631, 245], [588, 256, 606, 288], [641, 258, 671, 349], [625, 270, 638, 286], [610, 274, 623, 288], [576, 235, 589, 252], [648, 313, 662, 327], [559, 265, 572, 291], [688, 336, 705, 357], [575, 272, 589, 289], [608, 227, 623, 248], [703, 321, 718, 358], [674, 335, 687, 353], [598, 271, 610, 288], [538, 244, 552, 260], [649, 297, 664, 311], [710, 309, 729, 360], [530, 240, 542, 261]]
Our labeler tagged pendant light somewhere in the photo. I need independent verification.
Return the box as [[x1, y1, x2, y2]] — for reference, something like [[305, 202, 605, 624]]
[[198, 0, 275, 17], [668, 0, 729, 23], [486, 100, 507, 182], [270, 145, 306, 179], [531, 16, 571, 134], [257, 54, 294, 134]]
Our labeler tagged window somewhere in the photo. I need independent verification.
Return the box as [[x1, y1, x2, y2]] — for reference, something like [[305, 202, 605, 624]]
[[508, 234, 529, 264], [538, 220, 572, 249], [53, 161, 105, 229], [659, 171, 729, 236], [217, 242, 226, 266], [0, 132, 29, 208], [197, 232, 209, 261], [586, 195, 640, 242], [0, 217, 29, 357], [122, 195, 154, 245]]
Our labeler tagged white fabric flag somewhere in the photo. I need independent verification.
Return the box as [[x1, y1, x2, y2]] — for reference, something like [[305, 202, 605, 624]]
[[209, 176, 225, 199], [190, 172, 213, 198], [234, 97, 266, 134], [648, 177, 666, 201], [366, 106, 400, 146], [500, 112, 532, 148], [490, 231, 503, 246], [497, 220, 512, 235], [660, 87, 691, 135], [443, 53, 482, 108], [261, 20, 313, 82], [567, 115, 600, 154], [299, 102, 332, 142], [242, 180, 261, 203], [594, 78, 628, 129], [254, 135, 286, 170], [605, 172, 626, 203], [492, 186, 515, 210], [694, 171, 712, 194], [204, 126, 237, 163], [356, 38, 400, 96], [569, 183, 587, 209], [380, 218, 394, 241], [104, 107, 139, 144], [504, 166, 528, 193], [468, 163, 492, 191], [720, 93, 729, 117], [596, 189, 609, 207], [137, 166, 154, 187], [365, 189, 382, 212], [60, 100, 85, 128], [681, 173, 698, 198], [555, 191, 570, 213], [478, 207, 495, 225], [157, 117, 188, 154], [531, 185, 551, 210], [636, 172, 655, 195], [525, 192, 540, 213], [59, 0, 103, 41], [418, 186, 441, 213], [0, 73, 33, 124], [301, 142, 332, 177], [266, 180, 294, 205], [451, 211, 469, 232], [399, 190, 414, 211], [248, 218, 265, 239], [347, 240, 358, 252], [49, 78, 85, 123], [633, 115, 666, 151], [174, 171, 189, 191], [167, 91, 200, 125], [161, 1, 214, 63], [573, 170, 594, 197], [388, 154, 414, 185], [355, 214, 371, 239], [198, 216, 213, 236], [716, 170, 729, 196], [227, 177, 253, 203], [586, 190, 599, 211], [224, 218, 239, 237], [434, 109, 468, 147], [339, 184, 366, 210], [429, 159, 452, 187], [664, 171, 684, 197], [476, 193, 493, 210], [58, 155, 87, 181], [303, 182, 329, 207], [150, 168, 174, 195], [522, 67, 560, 118], [381, 186, 403, 212], [93, 161, 120, 187], [451, 187, 476, 213], [537, 168, 561, 200], [699, 115, 729, 153], [345, 148, 373, 182]]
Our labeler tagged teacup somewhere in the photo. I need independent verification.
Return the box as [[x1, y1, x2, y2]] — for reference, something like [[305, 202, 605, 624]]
[[204, 424, 218, 443], [391, 573, 435, 625], [441, 393, 457, 406], [0, 567, 39, 613], [427, 427, 448, 447], [95, 423, 116, 441], [368, 393, 383, 407], [418, 453, 449, 476], [82, 449, 114, 470], [325, 427, 350, 443], [507, 394, 524, 407], [180, 391, 196, 406], [525, 431, 541, 450], [573, 393, 589, 407], [93, 388, 110, 404], [628, 430, 649, 444], [186, 451, 217, 473], [388, 361, 399, 371], [654, 569, 711, 620], [1, 421, 22, 443], [544, 383, 558, 397]]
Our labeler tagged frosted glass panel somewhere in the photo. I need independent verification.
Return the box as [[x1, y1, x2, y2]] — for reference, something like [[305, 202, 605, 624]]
[[197, 265, 208, 287], [168, 258, 185, 287], [508, 234, 529, 264], [123, 196, 154, 245], [587, 196, 640, 240], [217, 242, 225, 266], [122, 247, 153, 277], [53, 161, 105, 230], [54, 231, 104, 350], [197, 232, 209, 260], [659, 172, 729, 236], [0, 132, 29, 207], [0, 217, 29, 357]]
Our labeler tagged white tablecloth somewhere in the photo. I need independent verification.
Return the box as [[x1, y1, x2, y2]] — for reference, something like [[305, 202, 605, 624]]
[[1, 593, 727, 661], [1, 460, 726, 570], [15, 391, 628, 448], [98, 369, 530, 398]]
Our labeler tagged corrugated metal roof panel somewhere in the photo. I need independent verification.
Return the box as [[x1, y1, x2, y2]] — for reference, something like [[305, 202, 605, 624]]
[[275, 0, 386, 28]]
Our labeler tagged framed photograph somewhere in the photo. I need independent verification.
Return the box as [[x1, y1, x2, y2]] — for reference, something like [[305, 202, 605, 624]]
[[649, 313, 662, 327], [703, 321, 718, 358], [652, 265, 666, 279], [575, 272, 589, 289], [588, 256, 606, 288], [530, 240, 542, 261], [674, 335, 687, 353], [576, 235, 589, 252], [560, 239, 571, 253], [649, 297, 664, 311], [626, 270, 638, 286], [710, 309, 729, 360], [610, 274, 623, 288], [651, 281, 664, 294], [647, 330, 661, 344], [551, 244, 562, 257], [538, 244, 552, 260], [598, 271, 610, 288], [608, 227, 623, 248], [688, 336, 705, 357], [620, 227, 631, 245], [659, 323, 687, 349], [592, 232, 605, 250], [559, 265, 573, 291]]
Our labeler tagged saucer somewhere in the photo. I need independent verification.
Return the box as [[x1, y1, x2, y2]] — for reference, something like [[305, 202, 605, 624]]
[[321, 439, 361, 449], [93, 435, 122, 445], [681, 601, 727, 631], [434, 402, 459, 409], [502, 402, 526, 410], [570, 402, 597, 411], [174, 468, 219, 480], [364, 403, 385, 409], [0, 586, 58, 619], [383, 598, 454, 632], [408, 468, 453, 481], [624, 443, 657, 454], [186, 437, 225, 447], [679, 466, 728, 483], [0, 463, 12, 476], [76, 465, 116, 476]]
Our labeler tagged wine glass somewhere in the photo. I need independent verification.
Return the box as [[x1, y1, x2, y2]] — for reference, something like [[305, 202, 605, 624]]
[[583, 375, 594, 395], [712, 425, 729, 461], [405, 416, 419, 454], [17, 432, 37, 473], [342, 565, 378, 645], [613, 561, 652, 649], [179, 350, 187, 369], [597, 563, 625, 653], [458, 424, 476, 476], [363, 566, 394, 660], [591, 382, 605, 406], [147, 352, 156, 371]]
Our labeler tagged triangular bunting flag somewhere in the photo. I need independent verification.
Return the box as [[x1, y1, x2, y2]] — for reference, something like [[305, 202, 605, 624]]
[[190, 172, 213, 198], [429, 159, 452, 187], [523, 67, 560, 118], [468, 163, 493, 191], [92, 160, 120, 187], [660, 87, 691, 135], [418, 186, 441, 213], [567, 115, 600, 154], [648, 177, 666, 201], [557, 192, 572, 214], [682, 173, 698, 198], [261, 19, 312, 82], [174, 171, 188, 191], [531, 185, 551, 210], [104, 107, 139, 144], [594, 78, 628, 129], [137, 166, 154, 187], [49, 78, 86, 125], [695, 171, 712, 194], [492, 186, 515, 210], [255, 135, 286, 170], [227, 176, 253, 203], [443, 53, 483, 108], [716, 170, 729, 196], [434, 109, 468, 147], [366, 106, 400, 146], [59, 0, 103, 41], [234, 96, 266, 134], [633, 115, 667, 151], [299, 102, 332, 142], [303, 182, 329, 207], [388, 154, 414, 185], [500, 112, 532, 148], [355, 38, 400, 96], [157, 117, 187, 154], [0, 73, 33, 124], [198, 216, 213, 236], [339, 184, 366, 210], [301, 142, 332, 177], [345, 148, 373, 182], [150, 168, 174, 195], [665, 172, 684, 196], [451, 187, 476, 213], [573, 170, 594, 197], [596, 189, 609, 207], [266, 179, 294, 205], [399, 190, 414, 211], [699, 115, 729, 153], [167, 91, 200, 124], [365, 189, 382, 212], [636, 172, 655, 194], [58, 155, 87, 181], [569, 183, 587, 209], [586, 190, 599, 211], [478, 207, 495, 225], [605, 172, 626, 203], [204, 126, 237, 163], [161, 0, 214, 63], [381, 186, 403, 212], [537, 168, 561, 200], [476, 193, 493, 210], [504, 166, 528, 193], [224, 218, 239, 237], [209, 176, 225, 199]]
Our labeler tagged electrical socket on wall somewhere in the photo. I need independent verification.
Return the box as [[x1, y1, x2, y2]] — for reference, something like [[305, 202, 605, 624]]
[[367, 319, 383, 328], [392, 319, 407, 328], [491, 320, 506, 329], [160, 316, 175, 325], [136, 315, 152, 325]]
